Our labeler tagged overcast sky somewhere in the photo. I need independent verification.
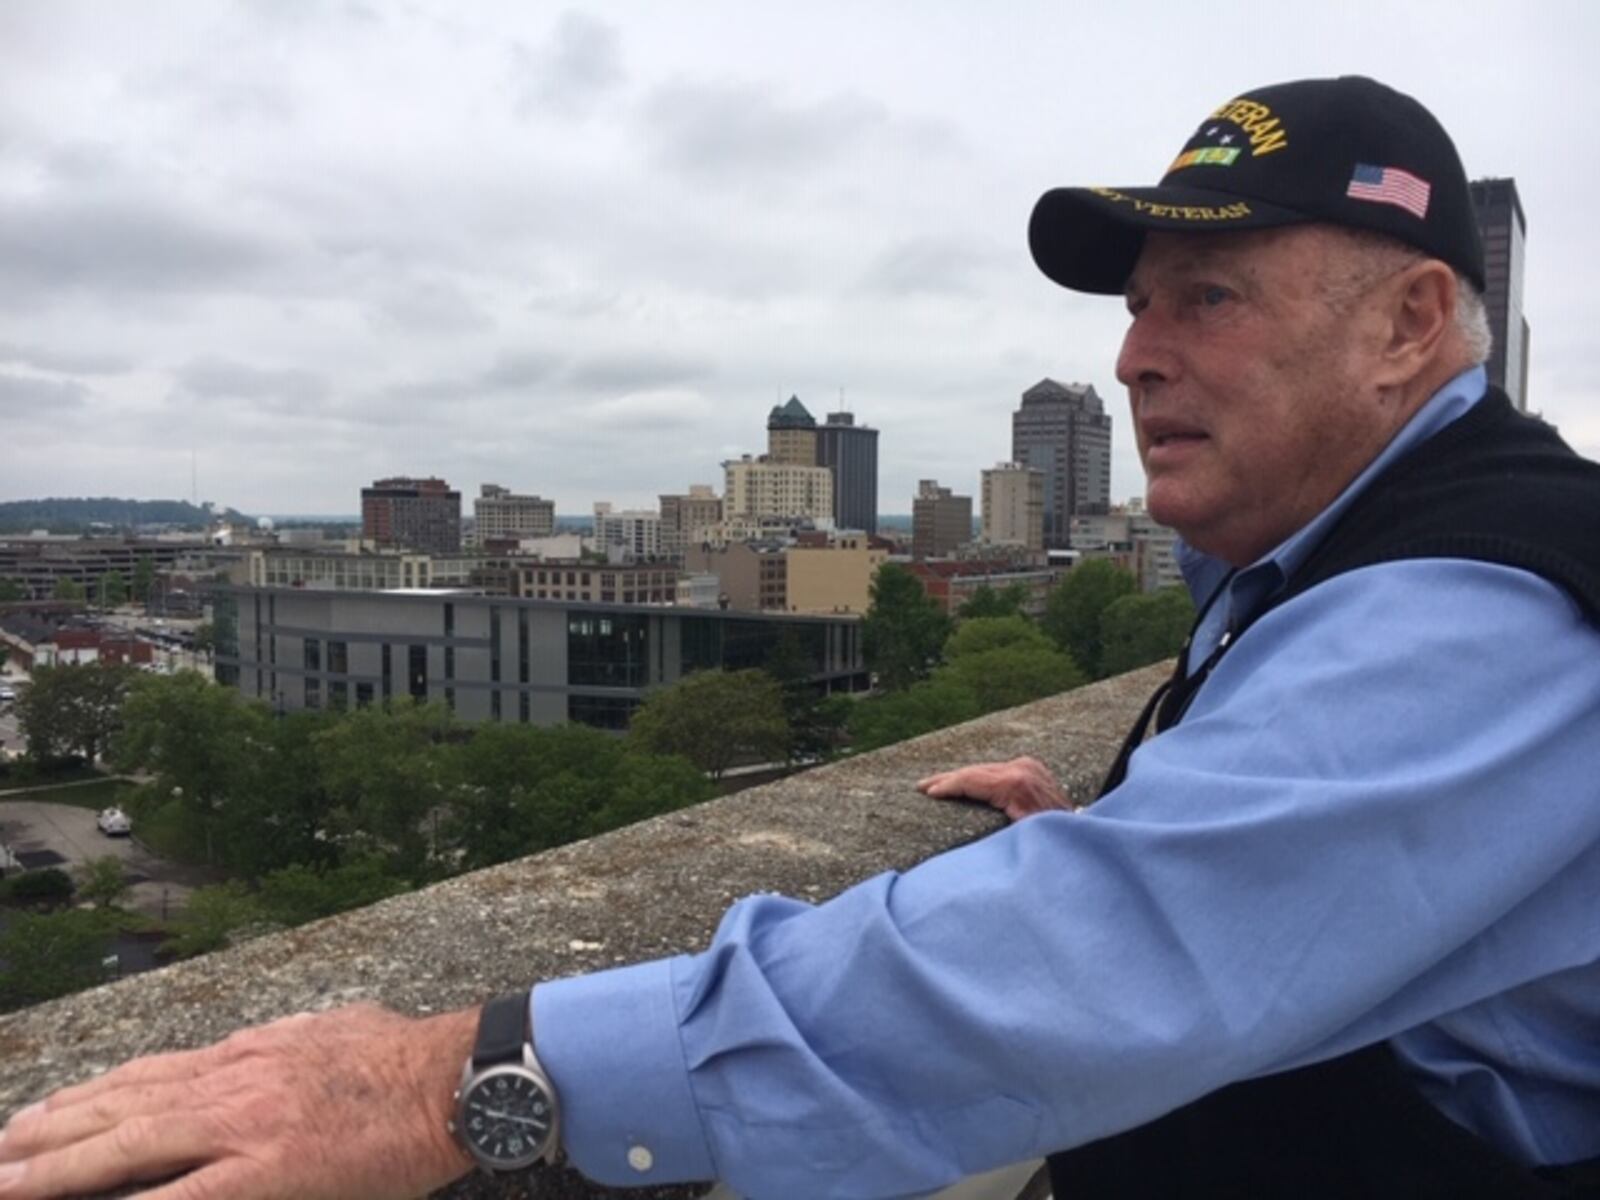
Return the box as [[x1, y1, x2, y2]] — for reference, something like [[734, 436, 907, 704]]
[[3, 1, 1596, 517]]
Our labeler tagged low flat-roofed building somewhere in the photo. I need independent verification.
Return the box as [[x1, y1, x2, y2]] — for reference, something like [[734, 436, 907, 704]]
[[214, 587, 866, 729], [512, 561, 680, 605], [784, 532, 887, 614]]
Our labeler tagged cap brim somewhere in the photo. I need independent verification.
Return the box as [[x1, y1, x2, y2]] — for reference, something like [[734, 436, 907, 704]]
[[1028, 185, 1310, 294]]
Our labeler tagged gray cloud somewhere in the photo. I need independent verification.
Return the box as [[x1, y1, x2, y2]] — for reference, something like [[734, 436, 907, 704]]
[[0, 372, 92, 416], [0, 197, 277, 299], [479, 352, 563, 390], [176, 358, 329, 412], [641, 81, 889, 179], [511, 11, 625, 119], [0, 342, 135, 375], [566, 351, 713, 393], [859, 236, 1003, 297], [368, 277, 496, 336]]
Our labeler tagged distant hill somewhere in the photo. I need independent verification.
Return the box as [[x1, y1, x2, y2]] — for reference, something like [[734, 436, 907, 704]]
[[0, 498, 248, 533]]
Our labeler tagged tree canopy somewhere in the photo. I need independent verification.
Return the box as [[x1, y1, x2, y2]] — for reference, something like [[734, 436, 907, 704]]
[[1099, 587, 1195, 677], [1041, 558, 1138, 678], [18, 661, 136, 762], [627, 669, 790, 780], [862, 563, 951, 691]]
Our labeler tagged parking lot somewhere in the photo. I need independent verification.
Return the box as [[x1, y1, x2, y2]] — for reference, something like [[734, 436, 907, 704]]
[[0, 799, 200, 919]]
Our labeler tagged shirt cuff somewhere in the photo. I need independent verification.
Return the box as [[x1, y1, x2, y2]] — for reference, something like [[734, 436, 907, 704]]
[[534, 957, 716, 1188]]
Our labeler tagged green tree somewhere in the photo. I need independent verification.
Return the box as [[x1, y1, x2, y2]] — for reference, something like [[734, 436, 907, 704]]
[[762, 630, 849, 765], [314, 701, 456, 878], [0, 910, 114, 1014], [113, 672, 263, 865], [941, 616, 1087, 712], [17, 661, 136, 762], [219, 708, 341, 879], [1041, 558, 1137, 678], [0, 578, 24, 603], [166, 881, 265, 959], [192, 622, 215, 657], [132, 555, 156, 605], [0, 867, 76, 908], [1099, 586, 1196, 677], [253, 856, 408, 927], [78, 856, 129, 909], [846, 676, 982, 752], [956, 583, 1030, 621], [51, 577, 86, 602], [862, 563, 952, 691], [98, 569, 128, 610], [627, 670, 789, 780], [443, 723, 712, 871]]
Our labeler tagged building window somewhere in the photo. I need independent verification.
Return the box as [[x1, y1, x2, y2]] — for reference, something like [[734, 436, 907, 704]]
[[519, 690, 530, 723], [490, 607, 501, 683], [356, 682, 375, 708], [568, 694, 640, 731], [567, 612, 648, 687], [304, 639, 321, 672], [518, 610, 530, 684], [328, 640, 348, 674], [409, 644, 427, 700], [305, 678, 323, 710], [444, 602, 455, 636], [444, 645, 455, 678], [444, 686, 455, 712], [381, 644, 392, 700], [329, 680, 349, 710], [490, 689, 501, 721]]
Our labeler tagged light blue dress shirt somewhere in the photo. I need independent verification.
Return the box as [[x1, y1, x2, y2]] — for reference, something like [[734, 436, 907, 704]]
[[538, 366, 1600, 1197]]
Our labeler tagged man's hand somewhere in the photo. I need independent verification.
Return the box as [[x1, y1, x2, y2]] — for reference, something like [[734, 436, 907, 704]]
[[0, 1003, 479, 1200], [917, 755, 1077, 822]]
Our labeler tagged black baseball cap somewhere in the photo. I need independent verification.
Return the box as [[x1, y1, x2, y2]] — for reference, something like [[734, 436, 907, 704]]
[[1029, 75, 1485, 295]]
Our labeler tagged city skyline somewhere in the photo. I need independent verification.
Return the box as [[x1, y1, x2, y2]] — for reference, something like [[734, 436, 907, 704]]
[[3, 2, 1595, 517]]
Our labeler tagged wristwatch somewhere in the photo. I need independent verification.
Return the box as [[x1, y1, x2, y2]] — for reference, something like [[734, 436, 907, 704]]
[[450, 991, 562, 1172]]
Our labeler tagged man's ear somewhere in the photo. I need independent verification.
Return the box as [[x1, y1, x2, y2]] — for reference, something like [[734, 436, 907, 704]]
[[1372, 259, 1456, 389]]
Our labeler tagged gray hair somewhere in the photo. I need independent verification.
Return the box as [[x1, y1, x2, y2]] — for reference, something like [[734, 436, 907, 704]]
[[1318, 227, 1491, 365]]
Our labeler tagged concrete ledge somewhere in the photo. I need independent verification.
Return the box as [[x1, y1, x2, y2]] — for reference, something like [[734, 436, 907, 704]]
[[0, 663, 1168, 1198]]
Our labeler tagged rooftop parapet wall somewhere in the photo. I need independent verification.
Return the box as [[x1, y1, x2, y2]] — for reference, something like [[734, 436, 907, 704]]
[[0, 662, 1170, 1199]]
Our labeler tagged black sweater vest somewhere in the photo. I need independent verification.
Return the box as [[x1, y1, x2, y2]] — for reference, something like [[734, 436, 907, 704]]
[[1049, 389, 1600, 1197]]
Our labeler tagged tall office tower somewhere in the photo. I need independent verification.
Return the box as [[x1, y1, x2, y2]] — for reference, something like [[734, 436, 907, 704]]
[[593, 503, 663, 560], [723, 456, 833, 525], [767, 395, 818, 465], [1469, 178, 1530, 412], [474, 484, 555, 542], [659, 485, 723, 558], [1011, 379, 1112, 548], [361, 476, 461, 555], [815, 410, 880, 533], [981, 462, 1045, 553], [912, 479, 973, 560]]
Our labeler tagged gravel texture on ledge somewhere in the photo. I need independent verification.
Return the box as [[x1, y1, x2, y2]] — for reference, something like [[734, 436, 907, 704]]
[[0, 663, 1168, 1199]]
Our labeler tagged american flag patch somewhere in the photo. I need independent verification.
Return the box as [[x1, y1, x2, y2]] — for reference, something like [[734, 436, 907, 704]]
[[1346, 163, 1431, 219]]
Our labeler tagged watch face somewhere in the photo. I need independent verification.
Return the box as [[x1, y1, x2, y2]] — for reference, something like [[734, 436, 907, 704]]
[[459, 1067, 555, 1169]]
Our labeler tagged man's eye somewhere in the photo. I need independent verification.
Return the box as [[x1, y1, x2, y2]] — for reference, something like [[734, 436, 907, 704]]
[[1199, 285, 1231, 307]]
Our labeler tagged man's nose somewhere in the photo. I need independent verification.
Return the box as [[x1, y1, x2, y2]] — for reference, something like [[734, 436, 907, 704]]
[[1115, 310, 1178, 391]]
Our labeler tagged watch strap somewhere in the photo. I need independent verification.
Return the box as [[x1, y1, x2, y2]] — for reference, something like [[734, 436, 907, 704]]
[[472, 991, 530, 1068]]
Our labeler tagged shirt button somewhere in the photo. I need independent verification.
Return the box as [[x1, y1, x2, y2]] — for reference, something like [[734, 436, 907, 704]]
[[628, 1145, 654, 1173]]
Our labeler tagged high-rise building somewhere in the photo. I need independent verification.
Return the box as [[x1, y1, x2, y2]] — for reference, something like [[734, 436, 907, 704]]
[[766, 395, 818, 465], [659, 485, 723, 559], [360, 477, 461, 555], [981, 463, 1045, 554], [593, 503, 663, 561], [723, 457, 833, 526], [1469, 178, 1530, 412], [474, 484, 555, 542], [815, 410, 879, 533], [912, 479, 973, 560], [1011, 379, 1112, 548]]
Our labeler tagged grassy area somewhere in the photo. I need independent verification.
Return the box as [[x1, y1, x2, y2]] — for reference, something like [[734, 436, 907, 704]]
[[0, 777, 135, 810]]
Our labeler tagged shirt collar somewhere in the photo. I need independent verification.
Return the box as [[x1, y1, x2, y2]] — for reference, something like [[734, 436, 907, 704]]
[[1179, 365, 1489, 658]]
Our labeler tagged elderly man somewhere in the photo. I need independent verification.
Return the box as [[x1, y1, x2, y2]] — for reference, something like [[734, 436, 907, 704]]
[[2, 75, 1597, 1200]]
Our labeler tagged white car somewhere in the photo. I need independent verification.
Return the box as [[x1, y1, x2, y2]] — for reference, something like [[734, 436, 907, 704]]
[[0, 685, 15, 703], [96, 807, 133, 836]]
